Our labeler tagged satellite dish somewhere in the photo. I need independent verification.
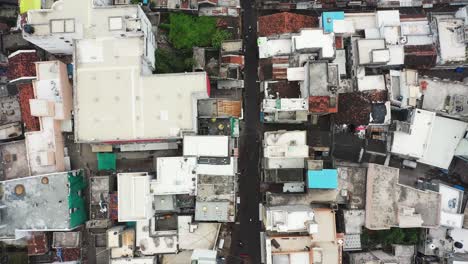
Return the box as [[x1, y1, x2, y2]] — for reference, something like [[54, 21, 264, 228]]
[[399, 36, 408, 44]]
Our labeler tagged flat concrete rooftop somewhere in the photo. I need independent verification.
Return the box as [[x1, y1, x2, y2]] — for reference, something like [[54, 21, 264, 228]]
[[0, 171, 73, 238], [365, 163, 440, 230]]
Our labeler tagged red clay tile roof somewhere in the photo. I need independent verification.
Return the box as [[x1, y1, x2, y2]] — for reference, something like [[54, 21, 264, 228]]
[[272, 66, 287, 80], [259, 56, 290, 80], [309, 96, 338, 114], [335, 91, 388, 125], [335, 36, 344, 49], [221, 55, 244, 65], [7, 51, 38, 80], [57, 248, 81, 261], [28, 232, 48, 256], [258, 12, 318, 37], [18, 83, 40, 132]]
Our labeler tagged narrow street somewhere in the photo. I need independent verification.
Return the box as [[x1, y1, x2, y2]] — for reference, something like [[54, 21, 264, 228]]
[[229, 0, 261, 263]]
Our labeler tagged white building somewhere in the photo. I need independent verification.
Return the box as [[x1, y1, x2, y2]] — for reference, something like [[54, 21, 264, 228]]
[[152, 157, 198, 196], [107, 226, 136, 259], [263, 208, 340, 264], [178, 215, 220, 250], [136, 217, 178, 255], [389, 69, 420, 108], [263, 205, 316, 233], [0, 171, 84, 240], [292, 29, 335, 59], [197, 157, 237, 176], [263, 131, 308, 169], [391, 109, 467, 169], [23, 0, 209, 143], [264, 130, 308, 158], [262, 98, 309, 123], [191, 250, 217, 264], [117, 172, 153, 222], [258, 37, 293, 59], [258, 28, 335, 60], [25, 61, 72, 175], [110, 257, 157, 264], [183, 136, 230, 157], [438, 184, 465, 228], [434, 15, 467, 65]]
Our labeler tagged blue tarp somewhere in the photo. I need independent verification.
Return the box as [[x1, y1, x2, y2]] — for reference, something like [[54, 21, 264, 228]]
[[322, 12, 345, 33], [307, 169, 338, 189]]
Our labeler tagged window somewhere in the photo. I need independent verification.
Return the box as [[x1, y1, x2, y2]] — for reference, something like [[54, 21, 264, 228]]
[[108, 17, 124, 31], [50, 19, 75, 33]]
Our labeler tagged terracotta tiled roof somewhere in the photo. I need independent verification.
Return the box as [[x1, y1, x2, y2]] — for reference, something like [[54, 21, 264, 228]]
[[18, 83, 40, 132], [258, 12, 318, 37], [335, 91, 387, 125], [58, 248, 81, 261], [27, 232, 48, 256], [259, 56, 291, 81], [221, 55, 244, 65], [7, 51, 38, 80], [335, 36, 343, 49], [309, 96, 338, 114]]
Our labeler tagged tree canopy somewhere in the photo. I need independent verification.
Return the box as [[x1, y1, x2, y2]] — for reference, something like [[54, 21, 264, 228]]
[[166, 13, 230, 50]]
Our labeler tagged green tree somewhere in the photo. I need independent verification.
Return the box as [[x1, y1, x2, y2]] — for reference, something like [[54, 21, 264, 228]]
[[168, 13, 229, 50], [154, 48, 193, 73], [212, 29, 232, 49], [361, 228, 420, 250]]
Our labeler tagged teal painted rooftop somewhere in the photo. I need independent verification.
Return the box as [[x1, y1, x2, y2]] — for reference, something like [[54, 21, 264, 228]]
[[307, 169, 338, 189], [322, 12, 345, 33]]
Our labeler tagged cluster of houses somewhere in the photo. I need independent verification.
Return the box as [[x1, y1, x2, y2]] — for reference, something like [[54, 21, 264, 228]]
[[256, 7, 468, 264]]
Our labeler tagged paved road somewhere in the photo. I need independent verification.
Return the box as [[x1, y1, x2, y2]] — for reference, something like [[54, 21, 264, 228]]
[[228, 0, 261, 263]]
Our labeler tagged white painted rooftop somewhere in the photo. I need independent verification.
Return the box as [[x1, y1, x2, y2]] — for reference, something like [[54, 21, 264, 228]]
[[392, 109, 467, 169], [183, 136, 229, 157], [74, 36, 208, 142], [24, 0, 210, 143], [436, 18, 466, 63], [357, 75, 386, 91], [25, 61, 72, 175], [264, 205, 314, 233], [258, 37, 292, 59], [117, 172, 153, 222], [153, 157, 197, 195], [292, 29, 335, 58], [197, 157, 238, 176]]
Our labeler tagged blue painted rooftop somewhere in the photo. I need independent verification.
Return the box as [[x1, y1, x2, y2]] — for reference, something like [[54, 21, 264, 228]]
[[322, 12, 345, 33], [307, 169, 338, 189]]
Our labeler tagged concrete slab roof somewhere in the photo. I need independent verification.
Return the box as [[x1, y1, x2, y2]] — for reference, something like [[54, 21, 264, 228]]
[[0, 171, 76, 238], [74, 37, 208, 142], [177, 215, 220, 250], [0, 141, 30, 180], [365, 163, 441, 230]]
